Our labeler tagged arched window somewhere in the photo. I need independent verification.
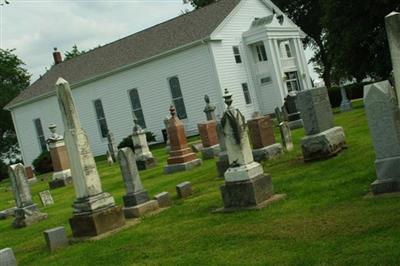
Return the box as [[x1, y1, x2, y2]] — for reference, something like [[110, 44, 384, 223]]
[[93, 99, 108, 138], [168, 76, 187, 119], [129, 89, 146, 128]]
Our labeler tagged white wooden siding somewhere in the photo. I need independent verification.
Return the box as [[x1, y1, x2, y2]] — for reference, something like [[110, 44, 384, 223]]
[[209, 0, 274, 118], [11, 44, 220, 166]]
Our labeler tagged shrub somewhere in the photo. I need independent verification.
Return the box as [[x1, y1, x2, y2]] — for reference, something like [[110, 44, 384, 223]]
[[118, 131, 157, 151], [32, 150, 53, 174], [0, 160, 8, 181]]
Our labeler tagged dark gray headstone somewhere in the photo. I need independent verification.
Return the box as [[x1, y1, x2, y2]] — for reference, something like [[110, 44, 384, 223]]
[[44, 226, 69, 252], [176, 181, 192, 199], [296, 87, 334, 135], [154, 192, 171, 208]]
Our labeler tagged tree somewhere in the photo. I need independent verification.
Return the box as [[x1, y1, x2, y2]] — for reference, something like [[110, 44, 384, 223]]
[[186, 0, 216, 9], [64, 44, 86, 60], [273, 0, 334, 88], [0, 49, 30, 174], [323, 0, 400, 82]]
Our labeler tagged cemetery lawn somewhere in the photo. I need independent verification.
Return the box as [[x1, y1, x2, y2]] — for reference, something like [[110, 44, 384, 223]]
[[1, 100, 400, 265]]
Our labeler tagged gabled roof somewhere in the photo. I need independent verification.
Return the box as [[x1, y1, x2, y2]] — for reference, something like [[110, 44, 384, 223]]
[[5, 0, 241, 109]]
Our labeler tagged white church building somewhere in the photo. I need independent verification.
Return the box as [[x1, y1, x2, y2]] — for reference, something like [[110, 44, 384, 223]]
[[5, 0, 312, 166]]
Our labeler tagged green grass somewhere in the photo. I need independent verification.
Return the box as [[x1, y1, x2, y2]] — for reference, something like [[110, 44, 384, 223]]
[[1, 100, 400, 265]]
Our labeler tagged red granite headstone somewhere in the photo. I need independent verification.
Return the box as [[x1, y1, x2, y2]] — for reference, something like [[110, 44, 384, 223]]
[[248, 115, 275, 149], [197, 120, 219, 148]]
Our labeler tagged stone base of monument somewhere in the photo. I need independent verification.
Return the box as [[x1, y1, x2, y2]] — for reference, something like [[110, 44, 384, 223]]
[[369, 157, 400, 194], [216, 153, 229, 178], [49, 175, 72, 190], [252, 143, 283, 162], [12, 205, 48, 228], [201, 144, 220, 160], [340, 101, 352, 112], [164, 159, 202, 174], [288, 119, 303, 130], [136, 157, 157, 171], [215, 174, 286, 213], [69, 206, 125, 237], [123, 190, 149, 206], [301, 126, 347, 162], [0, 207, 16, 220], [123, 200, 159, 219], [371, 178, 400, 195]]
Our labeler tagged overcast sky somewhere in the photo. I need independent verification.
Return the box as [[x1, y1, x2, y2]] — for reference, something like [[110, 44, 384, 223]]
[[0, 0, 318, 83]]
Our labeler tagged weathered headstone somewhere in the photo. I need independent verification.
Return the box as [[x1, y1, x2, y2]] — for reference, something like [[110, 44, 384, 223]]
[[248, 113, 283, 161], [131, 115, 157, 170], [203, 95, 216, 121], [39, 190, 54, 207], [47, 124, 72, 189], [274, 107, 283, 124], [118, 148, 158, 218], [44, 226, 69, 252], [296, 87, 346, 161], [279, 122, 293, 151], [9, 163, 48, 228], [215, 117, 229, 177], [217, 89, 285, 212], [106, 150, 114, 166], [154, 192, 171, 208], [0, 248, 17, 266], [364, 80, 400, 194], [197, 120, 219, 159], [340, 86, 352, 112], [164, 106, 202, 174], [282, 92, 303, 129], [176, 181, 192, 199], [56, 78, 125, 237], [164, 116, 171, 154], [106, 131, 118, 162], [386, 12, 400, 102]]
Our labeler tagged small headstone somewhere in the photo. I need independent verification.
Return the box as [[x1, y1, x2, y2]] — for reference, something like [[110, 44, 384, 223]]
[[279, 122, 293, 151], [197, 120, 219, 159], [0, 248, 17, 266], [340, 86, 352, 112], [9, 163, 48, 228], [106, 150, 114, 166], [131, 114, 157, 170], [39, 190, 54, 207], [118, 147, 158, 218], [106, 131, 118, 162], [274, 107, 283, 124], [164, 116, 171, 153], [203, 95, 216, 121], [176, 181, 192, 199], [25, 166, 37, 184], [154, 192, 171, 208], [44, 226, 69, 252], [191, 142, 203, 153]]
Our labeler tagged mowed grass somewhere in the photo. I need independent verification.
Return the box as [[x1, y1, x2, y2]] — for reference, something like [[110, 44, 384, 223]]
[[1, 100, 400, 265]]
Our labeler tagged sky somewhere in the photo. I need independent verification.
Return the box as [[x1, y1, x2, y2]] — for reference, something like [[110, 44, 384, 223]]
[[0, 0, 318, 83]]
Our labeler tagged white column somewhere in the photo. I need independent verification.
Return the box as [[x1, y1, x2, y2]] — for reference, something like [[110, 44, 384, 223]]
[[293, 38, 312, 90], [268, 39, 286, 101]]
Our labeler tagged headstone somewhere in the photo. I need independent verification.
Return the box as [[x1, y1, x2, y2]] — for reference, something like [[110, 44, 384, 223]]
[[218, 89, 285, 211], [215, 117, 229, 178], [164, 106, 202, 174], [0, 248, 17, 266], [274, 107, 283, 124], [190, 142, 203, 153], [131, 115, 157, 170], [176, 181, 192, 199], [197, 120, 219, 159], [106, 131, 118, 162], [203, 95, 216, 121], [154, 192, 171, 208], [283, 92, 303, 129], [118, 147, 158, 218], [8, 163, 47, 228], [106, 150, 114, 166], [364, 80, 400, 194], [279, 122, 294, 151], [39, 190, 54, 207], [296, 87, 347, 161], [56, 77, 125, 238], [47, 123, 72, 189], [340, 86, 352, 112], [25, 166, 37, 184], [44, 226, 69, 252], [248, 114, 283, 161], [164, 116, 171, 154], [385, 12, 400, 102]]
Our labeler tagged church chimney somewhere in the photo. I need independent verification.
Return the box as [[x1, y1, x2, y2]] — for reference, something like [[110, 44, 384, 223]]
[[53, 47, 62, 65]]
